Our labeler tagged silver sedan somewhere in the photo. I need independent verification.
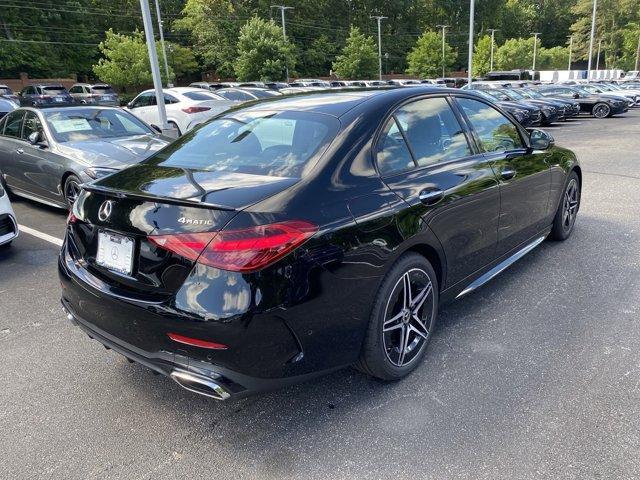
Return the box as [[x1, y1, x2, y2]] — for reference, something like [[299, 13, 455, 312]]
[[0, 106, 171, 209]]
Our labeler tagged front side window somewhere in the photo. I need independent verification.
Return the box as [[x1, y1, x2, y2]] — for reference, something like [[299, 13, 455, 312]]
[[3, 111, 24, 137], [394, 97, 472, 167], [457, 97, 524, 152], [148, 110, 338, 179], [21, 112, 43, 140], [44, 108, 153, 142], [131, 93, 154, 108]]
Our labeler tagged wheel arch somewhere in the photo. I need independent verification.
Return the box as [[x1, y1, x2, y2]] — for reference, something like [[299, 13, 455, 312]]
[[400, 242, 445, 293], [59, 170, 80, 197]]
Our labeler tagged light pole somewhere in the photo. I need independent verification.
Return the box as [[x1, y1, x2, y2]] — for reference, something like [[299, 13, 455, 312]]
[[271, 5, 294, 81], [436, 25, 449, 78], [488, 28, 498, 72], [384, 52, 389, 74], [370, 15, 387, 80], [587, 0, 597, 82], [467, 0, 475, 86], [139, 0, 169, 133], [531, 32, 541, 71], [596, 38, 602, 71], [567, 35, 573, 71], [154, 0, 171, 87], [635, 34, 640, 72]]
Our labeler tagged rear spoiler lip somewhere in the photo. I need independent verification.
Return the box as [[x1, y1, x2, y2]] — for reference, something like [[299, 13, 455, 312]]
[[82, 184, 237, 211]]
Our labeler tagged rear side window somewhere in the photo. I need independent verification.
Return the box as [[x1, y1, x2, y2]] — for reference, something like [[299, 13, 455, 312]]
[[3, 111, 24, 137], [149, 111, 339, 179], [457, 97, 524, 152], [394, 97, 471, 167], [182, 91, 221, 101]]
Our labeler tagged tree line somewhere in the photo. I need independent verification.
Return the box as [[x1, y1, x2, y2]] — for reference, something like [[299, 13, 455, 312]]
[[1, 0, 639, 86]]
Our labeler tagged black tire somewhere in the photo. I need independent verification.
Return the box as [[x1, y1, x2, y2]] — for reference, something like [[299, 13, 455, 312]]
[[592, 102, 611, 119], [62, 174, 82, 209], [355, 253, 439, 381], [550, 171, 580, 241], [168, 121, 181, 136]]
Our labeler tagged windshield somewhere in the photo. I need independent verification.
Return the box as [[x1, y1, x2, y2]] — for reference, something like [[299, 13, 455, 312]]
[[471, 90, 499, 102], [148, 110, 339, 179], [246, 89, 280, 98], [44, 108, 154, 142], [504, 89, 525, 100]]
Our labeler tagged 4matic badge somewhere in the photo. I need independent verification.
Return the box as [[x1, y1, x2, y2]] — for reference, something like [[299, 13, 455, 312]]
[[178, 217, 213, 226]]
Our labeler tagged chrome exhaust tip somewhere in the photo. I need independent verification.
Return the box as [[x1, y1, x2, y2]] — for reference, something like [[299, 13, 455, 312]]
[[170, 370, 231, 401]]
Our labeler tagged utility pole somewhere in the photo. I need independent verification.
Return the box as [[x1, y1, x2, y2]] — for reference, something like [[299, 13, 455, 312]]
[[596, 38, 602, 71], [587, 0, 597, 82], [436, 25, 449, 78], [139, 0, 169, 133], [635, 34, 640, 71], [488, 29, 498, 72], [370, 15, 387, 80], [271, 5, 294, 82], [567, 35, 573, 71], [531, 32, 541, 71], [467, 0, 475, 86], [154, 0, 171, 87]]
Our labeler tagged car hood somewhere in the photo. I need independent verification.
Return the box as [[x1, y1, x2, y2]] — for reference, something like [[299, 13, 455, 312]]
[[522, 99, 565, 108], [498, 101, 539, 112], [93, 165, 299, 210], [56, 134, 170, 168]]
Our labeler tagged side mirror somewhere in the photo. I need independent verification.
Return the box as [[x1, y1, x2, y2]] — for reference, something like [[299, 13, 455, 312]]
[[150, 124, 162, 133], [573, 93, 580, 99], [529, 129, 554, 150], [27, 131, 44, 146], [126, 101, 134, 109]]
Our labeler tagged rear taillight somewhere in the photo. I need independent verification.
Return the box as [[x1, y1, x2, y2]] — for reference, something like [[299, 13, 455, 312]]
[[149, 220, 317, 272], [67, 212, 78, 224], [182, 106, 211, 114]]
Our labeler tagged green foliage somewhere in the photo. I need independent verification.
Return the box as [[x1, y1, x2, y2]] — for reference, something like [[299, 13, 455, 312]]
[[93, 30, 196, 90], [233, 17, 296, 82], [332, 26, 378, 79], [406, 31, 456, 78], [473, 35, 493, 76], [495, 37, 535, 70], [538, 46, 570, 70], [299, 35, 338, 77], [173, 0, 239, 78]]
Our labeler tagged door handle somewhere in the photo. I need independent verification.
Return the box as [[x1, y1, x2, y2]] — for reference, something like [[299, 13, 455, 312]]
[[16, 148, 24, 154], [500, 168, 516, 180], [419, 188, 444, 206]]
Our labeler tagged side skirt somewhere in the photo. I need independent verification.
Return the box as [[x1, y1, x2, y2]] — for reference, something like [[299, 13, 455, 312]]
[[454, 235, 547, 299], [9, 187, 66, 209]]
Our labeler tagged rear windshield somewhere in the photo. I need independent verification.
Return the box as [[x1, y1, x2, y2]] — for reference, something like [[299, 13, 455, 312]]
[[42, 86, 66, 93], [0, 87, 12, 95], [247, 89, 280, 98], [217, 90, 254, 101], [43, 108, 153, 142], [147, 110, 339, 178], [182, 91, 222, 101], [91, 86, 116, 94]]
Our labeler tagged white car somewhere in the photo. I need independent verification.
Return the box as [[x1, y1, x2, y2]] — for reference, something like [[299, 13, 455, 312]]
[[126, 87, 235, 136], [0, 182, 18, 247]]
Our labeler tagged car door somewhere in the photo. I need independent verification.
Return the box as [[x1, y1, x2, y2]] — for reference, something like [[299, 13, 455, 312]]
[[454, 96, 552, 257], [128, 92, 156, 125], [377, 95, 501, 288], [0, 110, 27, 190], [17, 110, 65, 202]]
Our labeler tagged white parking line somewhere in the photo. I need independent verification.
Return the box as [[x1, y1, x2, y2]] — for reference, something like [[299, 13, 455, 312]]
[[17, 225, 63, 247]]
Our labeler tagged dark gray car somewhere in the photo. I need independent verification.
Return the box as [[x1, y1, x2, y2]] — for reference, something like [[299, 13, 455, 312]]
[[19, 84, 74, 107], [0, 107, 170, 209], [68, 83, 119, 106]]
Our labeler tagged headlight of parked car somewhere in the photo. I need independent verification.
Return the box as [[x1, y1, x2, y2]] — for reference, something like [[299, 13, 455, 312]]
[[84, 167, 119, 180], [510, 109, 527, 122]]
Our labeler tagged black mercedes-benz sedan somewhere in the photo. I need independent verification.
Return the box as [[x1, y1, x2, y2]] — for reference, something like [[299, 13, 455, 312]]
[[59, 88, 581, 400]]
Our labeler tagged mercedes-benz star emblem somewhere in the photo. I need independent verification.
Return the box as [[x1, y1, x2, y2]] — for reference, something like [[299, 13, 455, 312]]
[[98, 200, 114, 222]]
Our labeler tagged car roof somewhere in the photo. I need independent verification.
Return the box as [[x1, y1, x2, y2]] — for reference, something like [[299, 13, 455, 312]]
[[15, 105, 122, 115], [230, 86, 453, 117]]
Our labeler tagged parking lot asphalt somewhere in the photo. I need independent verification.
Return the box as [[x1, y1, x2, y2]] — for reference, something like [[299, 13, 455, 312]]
[[1, 110, 640, 480]]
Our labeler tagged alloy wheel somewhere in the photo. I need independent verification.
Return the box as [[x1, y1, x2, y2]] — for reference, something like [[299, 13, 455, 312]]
[[562, 178, 579, 231], [593, 103, 610, 118], [382, 268, 435, 367], [64, 179, 81, 206]]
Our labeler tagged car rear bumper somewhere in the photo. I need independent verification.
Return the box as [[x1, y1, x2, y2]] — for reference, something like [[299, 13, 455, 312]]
[[58, 234, 362, 400]]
